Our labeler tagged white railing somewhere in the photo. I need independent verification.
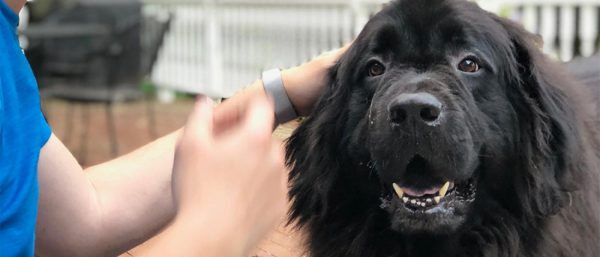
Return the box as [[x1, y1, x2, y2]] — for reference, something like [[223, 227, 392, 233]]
[[146, 0, 600, 99], [479, 0, 600, 61], [145, 0, 383, 99]]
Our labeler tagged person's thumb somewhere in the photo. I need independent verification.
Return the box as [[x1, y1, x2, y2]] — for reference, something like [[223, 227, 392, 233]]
[[184, 96, 215, 143]]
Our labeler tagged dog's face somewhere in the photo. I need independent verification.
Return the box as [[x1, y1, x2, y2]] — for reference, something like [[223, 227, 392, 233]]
[[337, 0, 523, 234], [288, 0, 578, 249]]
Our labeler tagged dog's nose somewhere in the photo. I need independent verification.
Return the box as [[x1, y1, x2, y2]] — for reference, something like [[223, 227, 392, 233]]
[[388, 93, 442, 124]]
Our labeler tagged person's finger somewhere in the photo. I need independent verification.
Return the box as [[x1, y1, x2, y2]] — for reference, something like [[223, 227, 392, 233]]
[[270, 141, 289, 193], [240, 95, 275, 142], [318, 41, 352, 59], [213, 99, 243, 135], [184, 95, 215, 143], [214, 109, 241, 135]]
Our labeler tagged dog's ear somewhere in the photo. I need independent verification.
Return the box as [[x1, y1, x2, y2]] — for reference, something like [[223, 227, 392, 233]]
[[286, 41, 376, 226], [493, 16, 582, 218], [285, 58, 353, 225]]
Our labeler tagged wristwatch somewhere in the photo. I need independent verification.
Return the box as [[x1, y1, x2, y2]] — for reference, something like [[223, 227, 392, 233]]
[[262, 69, 298, 124]]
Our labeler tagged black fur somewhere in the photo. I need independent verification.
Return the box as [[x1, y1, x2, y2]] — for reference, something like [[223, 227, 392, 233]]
[[285, 0, 600, 256]]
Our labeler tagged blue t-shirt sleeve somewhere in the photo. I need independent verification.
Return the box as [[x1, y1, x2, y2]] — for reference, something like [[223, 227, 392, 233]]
[[38, 107, 52, 148], [0, 1, 52, 255], [0, 75, 3, 135]]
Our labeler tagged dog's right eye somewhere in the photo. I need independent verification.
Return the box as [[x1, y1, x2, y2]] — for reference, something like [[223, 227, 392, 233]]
[[367, 62, 386, 77], [458, 58, 480, 73]]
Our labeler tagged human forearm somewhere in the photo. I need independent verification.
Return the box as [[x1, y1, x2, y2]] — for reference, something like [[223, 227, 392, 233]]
[[82, 130, 182, 254], [282, 45, 348, 116], [37, 131, 182, 257], [139, 212, 247, 257], [213, 46, 345, 133]]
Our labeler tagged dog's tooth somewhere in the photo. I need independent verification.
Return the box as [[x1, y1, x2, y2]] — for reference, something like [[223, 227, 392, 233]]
[[411, 199, 417, 204], [439, 182, 450, 198], [426, 198, 432, 203], [434, 196, 441, 204], [420, 202, 426, 207], [402, 197, 409, 203], [392, 183, 404, 198]]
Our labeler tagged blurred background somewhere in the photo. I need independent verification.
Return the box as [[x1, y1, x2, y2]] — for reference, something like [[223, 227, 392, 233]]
[[18, 0, 600, 166]]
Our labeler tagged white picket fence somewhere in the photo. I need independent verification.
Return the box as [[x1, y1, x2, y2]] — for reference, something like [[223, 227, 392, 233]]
[[480, 0, 600, 61], [145, 0, 600, 99], [145, 0, 383, 100]]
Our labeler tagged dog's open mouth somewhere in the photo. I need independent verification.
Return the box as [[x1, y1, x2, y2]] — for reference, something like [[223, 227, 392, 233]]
[[379, 155, 478, 212], [387, 177, 477, 211]]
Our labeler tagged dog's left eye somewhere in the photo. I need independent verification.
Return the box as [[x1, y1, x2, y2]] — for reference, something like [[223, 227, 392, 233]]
[[367, 62, 386, 77], [458, 58, 480, 73]]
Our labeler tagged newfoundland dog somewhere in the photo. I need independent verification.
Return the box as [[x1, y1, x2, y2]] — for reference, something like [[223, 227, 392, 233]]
[[285, 0, 600, 256]]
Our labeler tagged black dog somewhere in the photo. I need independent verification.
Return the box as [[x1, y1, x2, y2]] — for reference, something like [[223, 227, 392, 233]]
[[286, 0, 600, 256]]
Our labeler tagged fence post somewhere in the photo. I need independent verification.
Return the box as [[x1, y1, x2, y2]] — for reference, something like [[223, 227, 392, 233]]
[[206, 0, 224, 97], [580, 5, 598, 57], [541, 5, 558, 58], [522, 5, 538, 34], [560, 5, 576, 61], [351, 0, 369, 36], [476, 0, 502, 14]]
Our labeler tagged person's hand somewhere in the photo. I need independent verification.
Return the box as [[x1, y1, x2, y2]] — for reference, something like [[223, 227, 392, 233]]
[[213, 44, 350, 134], [282, 44, 350, 116], [172, 96, 287, 256]]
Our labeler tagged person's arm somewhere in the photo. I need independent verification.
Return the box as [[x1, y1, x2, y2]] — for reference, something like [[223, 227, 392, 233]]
[[36, 47, 346, 256], [36, 131, 182, 256], [3, 0, 27, 14]]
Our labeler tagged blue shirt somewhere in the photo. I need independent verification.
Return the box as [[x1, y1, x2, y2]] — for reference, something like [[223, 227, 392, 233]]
[[0, 1, 52, 256]]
